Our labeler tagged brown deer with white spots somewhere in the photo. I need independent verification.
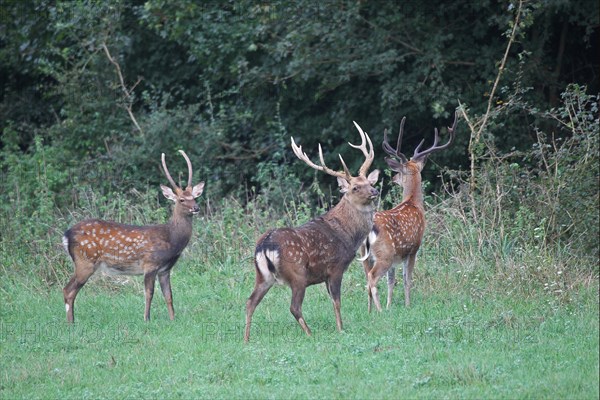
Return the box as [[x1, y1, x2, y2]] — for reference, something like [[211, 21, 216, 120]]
[[360, 112, 458, 312], [244, 122, 380, 342], [62, 150, 204, 323]]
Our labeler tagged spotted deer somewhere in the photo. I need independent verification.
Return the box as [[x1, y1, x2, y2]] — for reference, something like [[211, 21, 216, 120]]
[[244, 122, 380, 342], [360, 112, 458, 312], [62, 150, 205, 323]]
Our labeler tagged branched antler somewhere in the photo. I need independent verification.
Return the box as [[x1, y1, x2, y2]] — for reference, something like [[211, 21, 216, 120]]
[[291, 139, 351, 180], [412, 111, 458, 161], [350, 121, 375, 176], [382, 117, 409, 164], [383, 112, 458, 165], [291, 121, 375, 180]]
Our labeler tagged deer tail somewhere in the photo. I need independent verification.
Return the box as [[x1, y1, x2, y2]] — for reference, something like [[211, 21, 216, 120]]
[[255, 231, 279, 280], [62, 229, 75, 260], [357, 228, 378, 261]]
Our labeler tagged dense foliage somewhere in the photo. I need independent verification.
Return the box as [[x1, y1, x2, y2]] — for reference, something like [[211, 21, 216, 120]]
[[1, 0, 598, 264], [0, 4, 597, 397]]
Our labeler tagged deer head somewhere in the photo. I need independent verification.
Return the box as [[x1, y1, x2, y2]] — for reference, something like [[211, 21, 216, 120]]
[[291, 121, 380, 208], [383, 111, 458, 191], [160, 150, 204, 217]]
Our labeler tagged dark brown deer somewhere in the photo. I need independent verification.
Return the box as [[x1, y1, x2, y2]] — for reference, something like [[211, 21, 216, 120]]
[[244, 122, 380, 342], [62, 150, 204, 323], [360, 112, 457, 312]]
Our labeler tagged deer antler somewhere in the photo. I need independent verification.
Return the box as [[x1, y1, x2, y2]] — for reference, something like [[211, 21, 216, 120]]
[[412, 111, 458, 161], [161, 153, 179, 189], [350, 121, 375, 177], [162, 150, 195, 189], [291, 138, 351, 180], [382, 117, 409, 164], [291, 122, 375, 180], [178, 150, 193, 189]]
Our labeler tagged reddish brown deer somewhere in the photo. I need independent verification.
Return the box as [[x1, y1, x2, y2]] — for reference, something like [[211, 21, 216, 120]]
[[244, 122, 380, 342], [360, 112, 457, 312], [62, 150, 204, 323]]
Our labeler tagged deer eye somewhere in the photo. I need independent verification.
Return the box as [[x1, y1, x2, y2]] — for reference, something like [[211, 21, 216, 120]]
[[179, 198, 185, 203], [352, 186, 359, 191]]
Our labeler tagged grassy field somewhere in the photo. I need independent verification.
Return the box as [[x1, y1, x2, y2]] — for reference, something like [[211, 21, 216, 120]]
[[1, 209, 598, 400]]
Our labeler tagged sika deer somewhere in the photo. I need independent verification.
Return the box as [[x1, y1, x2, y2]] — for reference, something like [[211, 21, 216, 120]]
[[244, 122, 380, 342], [360, 112, 458, 312], [62, 150, 204, 323]]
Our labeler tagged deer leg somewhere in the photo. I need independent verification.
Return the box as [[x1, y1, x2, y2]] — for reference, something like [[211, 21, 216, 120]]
[[158, 271, 174, 320], [361, 255, 375, 313], [327, 276, 344, 332], [63, 260, 95, 323], [244, 276, 274, 342], [289, 284, 311, 336], [386, 265, 397, 310], [144, 271, 158, 321], [367, 259, 392, 312], [404, 254, 416, 307]]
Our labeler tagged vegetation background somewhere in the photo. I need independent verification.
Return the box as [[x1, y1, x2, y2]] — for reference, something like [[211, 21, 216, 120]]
[[1, 0, 598, 398]]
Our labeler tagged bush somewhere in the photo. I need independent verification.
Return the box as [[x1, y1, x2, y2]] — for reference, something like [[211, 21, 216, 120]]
[[436, 84, 598, 272]]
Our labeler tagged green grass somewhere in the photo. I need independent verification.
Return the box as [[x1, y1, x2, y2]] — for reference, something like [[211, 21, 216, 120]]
[[1, 245, 598, 399]]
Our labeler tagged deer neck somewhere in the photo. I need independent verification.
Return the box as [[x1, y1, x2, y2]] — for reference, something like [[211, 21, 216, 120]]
[[323, 195, 375, 249], [167, 210, 194, 251], [402, 175, 424, 210]]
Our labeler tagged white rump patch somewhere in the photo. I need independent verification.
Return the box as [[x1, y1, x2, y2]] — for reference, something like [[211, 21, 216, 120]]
[[62, 236, 69, 254], [367, 230, 378, 246], [357, 230, 378, 261], [256, 249, 279, 281]]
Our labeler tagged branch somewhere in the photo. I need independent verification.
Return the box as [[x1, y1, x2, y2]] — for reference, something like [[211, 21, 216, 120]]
[[102, 43, 144, 136], [443, 60, 477, 66], [461, 0, 524, 219], [475, 0, 523, 141]]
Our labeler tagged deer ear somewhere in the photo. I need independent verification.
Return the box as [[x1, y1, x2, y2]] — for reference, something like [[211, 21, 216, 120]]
[[385, 157, 404, 172], [192, 182, 205, 198], [366, 169, 379, 185], [161, 185, 177, 202], [337, 177, 350, 193]]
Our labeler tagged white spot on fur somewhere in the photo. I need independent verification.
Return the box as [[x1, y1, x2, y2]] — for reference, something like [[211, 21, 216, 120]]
[[65, 304, 69, 313]]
